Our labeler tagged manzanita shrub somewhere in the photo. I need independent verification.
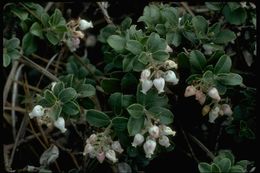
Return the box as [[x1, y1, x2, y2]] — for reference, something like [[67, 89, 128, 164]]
[[3, 2, 256, 173]]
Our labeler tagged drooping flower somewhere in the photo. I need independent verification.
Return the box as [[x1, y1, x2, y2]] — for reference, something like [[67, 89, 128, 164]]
[[96, 151, 105, 163], [83, 143, 94, 156], [29, 105, 45, 119], [132, 133, 144, 147], [148, 125, 160, 139], [79, 19, 93, 30], [66, 37, 80, 52], [143, 139, 156, 158], [164, 60, 178, 69], [164, 70, 179, 85], [160, 125, 176, 136], [165, 45, 173, 53], [140, 69, 151, 81], [111, 141, 124, 154], [202, 105, 211, 116], [208, 106, 220, 123], [208, 87, 221, 102], [195, 90, 206, 105], [184, 85, 197, 97], [153, 77, 165, 94], [141, 79, 153, 94], [86, 134, 97, 144], [105, 149, 118, 163], [219, 104, 233, 116], [54, 117, 67, 133], [159, 135, 171, 148]]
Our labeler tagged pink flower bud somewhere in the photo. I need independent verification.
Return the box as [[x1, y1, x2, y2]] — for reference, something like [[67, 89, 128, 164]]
[[141, 79, 153, 94], [184, 86, 197, 97], [143, 139, 156, 158], [140, 69, 151, 81], [96, 151, 105, 163], [54, 117, 67, 133], [208, 106, 220, 123], [219, 104, 233, 116], [29, 105, 45, 118], [111, 141, 124, 154], [105, 149, 118, 163], [132, 133, 144, 147], [164, 70, 179, 85], [159, 135, 170, 148], [153, 77, 165, 94], [208, 87, 221, 102], [195, 90, 206, 105], [148, 125, 160, 139]]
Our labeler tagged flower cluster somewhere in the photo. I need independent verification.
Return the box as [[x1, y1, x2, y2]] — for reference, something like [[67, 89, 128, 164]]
[[132, 124, 176, 159], [29, 105, 67, 133], [83, 133, 124, 163], [66, 18, 93, 52], [140, 59, 179, 94], [207, 104, 233, 123]]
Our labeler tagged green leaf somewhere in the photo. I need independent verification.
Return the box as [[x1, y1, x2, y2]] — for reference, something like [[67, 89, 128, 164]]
[[214, 29, 236, 44], [148, 107, 173, 125], [8, 49, 20, 61], [222, 5, 247, 25], [192, 16, 208, 35], [146, 33, 167, 52], [122, 55, 135, 72], [86, 110, 110, 127], [189, 50, 207, 72], [126, 40, 143, 55], [207, 50, 225, 64], [127, 103, 144, 119], [3, 53, 11, 67], [217, 73, 243, 86], [101, 78, 121, 93], [53, 82, 65, 97], [229, 165, 244, 173], [227, 2, 241, 11], [58, 87, 77, 103], [236, 160, 250, 170], [49, 9, 63, 26], [177, 52, 190, 69], [137, 52, 149, 65], [62, 101, 80, 115], [198, 162, 211, 173], [41, 13, 50, 27], [112, 117, 128, 131], [30, 22, 43, 39], [121, 17, 132, 30], [218, 150, 235, 165], [107, 35, 126, 52], [215, 158, 231, 172], [127, 115, 145, 136], [11, 8, 28, 21], [214, 55, 232, 74], [152, 50, 169, 62], [22, 33, 37, 55], [121, 73, 138, 92], [46, 31, 60, 45], [5, 38, 20, 49], [44, 90, 56, 106], [77, 84, 96, 97], [49, 104, 62, 120], [155, 24, 166, 35], [166, 32, 182, 47], [211, 163, 221, 172], [205, 2, 222, 11], [108, 92, 122, 115], [122, 95, 136, 108], [98, 24, 117, 43], [208, 22, 221, 35]]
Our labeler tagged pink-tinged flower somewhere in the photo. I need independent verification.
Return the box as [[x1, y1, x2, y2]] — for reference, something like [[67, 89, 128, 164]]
[[86, 134, 97, 144], [208, 87, 221, 102], [96, 151, 105, 163], [111, 141, 124, 154], [148, 125, 160, 139], [153, 77, 165, 94], [219, 104, 233, 116], [105, 149, 118, 163], [66, 37, 80, 52], [184, 85, 197, 97], [141, 79, 153, 94], [83, 143, 94, 156], [29, 105, 45, 119], [79, 19, 93, 30], [159, 135, 171, 148], [195, 90, 206, 105], [132, 133, 144, 147], [208, 106, 220, 123], [140, 69, 151, 81], [160, 125, 176, 136], [164, 70, 179, 85], [54, 117, 67, 133], [143, 139, 156, 158]]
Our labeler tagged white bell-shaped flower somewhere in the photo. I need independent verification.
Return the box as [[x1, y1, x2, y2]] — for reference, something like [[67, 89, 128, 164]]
[[86, 134, 97, 144], [153, 77, 165, 94], [165, 45, 173, 53], [111, 141, 124, 154], [159, 135, 171, 148], [141, 79, 153, 94], [140, 69, 151, 81], [164, 70, 179, 85], [184, 85, 197, 97], [148, 125, 160, 139], [160, 125, 176, 136], [96, 151, 105, 163], [83, 143, 94, 156], [29, 105, 45, 119], [132, 133, 144, 147], [143, 139, 156, 158], [195, 90, 206, 105], [208, 87, 221, 102], [79, 19, 93, 30], [105, 149, 118, 163], [54, 117, 67, 133], [208, 106, 220, 123]]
